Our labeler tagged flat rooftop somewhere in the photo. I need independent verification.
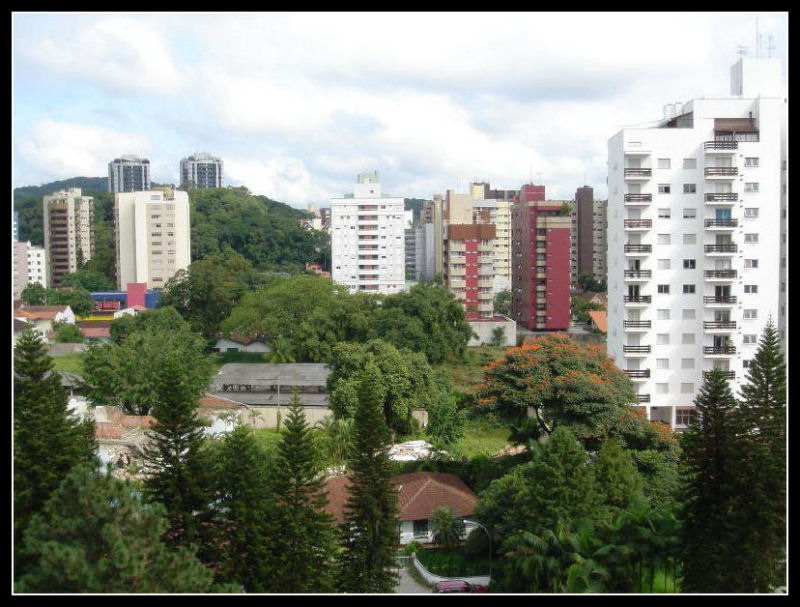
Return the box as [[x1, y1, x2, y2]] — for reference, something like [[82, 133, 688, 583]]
[[212, 363, 331, 386]]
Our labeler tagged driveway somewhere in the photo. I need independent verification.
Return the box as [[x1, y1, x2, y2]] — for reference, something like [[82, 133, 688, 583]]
[[393, 560, 431, 594]]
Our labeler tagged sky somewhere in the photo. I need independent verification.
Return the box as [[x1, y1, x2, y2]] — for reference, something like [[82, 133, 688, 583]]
[[12, 11, 788, 208]]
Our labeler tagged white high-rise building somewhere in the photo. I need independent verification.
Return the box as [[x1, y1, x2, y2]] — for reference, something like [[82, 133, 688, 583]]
[[330, 172, 405, 294], [43, 188, 94, 287], [13, 241, 47, 299], [607, 58, 787, 430], [180, 152, 223, 189], [115, 187, 191, 290], [109, 155, 151, 193]]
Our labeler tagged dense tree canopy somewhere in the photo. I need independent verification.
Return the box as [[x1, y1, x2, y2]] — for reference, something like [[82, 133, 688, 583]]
[[109, 306, 191, 344]]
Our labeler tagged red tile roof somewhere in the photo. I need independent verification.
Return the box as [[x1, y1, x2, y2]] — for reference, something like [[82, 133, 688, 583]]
[[16, 306, 69, 320], [588, 310, 608, 334], [323, 472, 478, 524], [80, 327, 111, 339], [198, 394, 248, 409]]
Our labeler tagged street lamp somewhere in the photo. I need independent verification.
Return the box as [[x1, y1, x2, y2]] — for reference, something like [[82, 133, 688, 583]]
[[463, 519, 491, 582]]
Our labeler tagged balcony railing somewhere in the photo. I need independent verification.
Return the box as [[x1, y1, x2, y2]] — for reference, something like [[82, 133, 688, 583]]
[[637, 394, 651, 403], [624, 168, 652, 178], [704, 270, 737, 279], [704, 141, 738, 150], [704, 346, 736, 355], [625, 244, 652, 253], [624, 295, 652, 303], [705, 244, 738, 253], [624, 320, 652, 328], [705, 193, 738, 202], [705, 219, 738, 228], [705, 167, 738, 177], [624, 193, 652, 202], [624, 219, 652, 228], [704, 296, 737, 304], [624, 269, 652, 278], [624, 345, 651, 353], [703, 320, 737, 329], [703, 370, 736, 379], [625, 370, 650, 378]]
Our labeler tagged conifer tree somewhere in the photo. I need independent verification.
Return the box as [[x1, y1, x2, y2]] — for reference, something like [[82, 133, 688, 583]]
[[678, 368, 739, 592], [271, 392, 338, 593], [141, 356, 213, 554], [594, 437, 644, 511], [337, 364, 399, 593], [14, 328, 96, 577]]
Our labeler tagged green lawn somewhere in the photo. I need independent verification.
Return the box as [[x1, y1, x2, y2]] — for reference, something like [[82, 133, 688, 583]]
[[251, 427, 283, 452], [435, 345, 507, 393], [452, 418, 512, 458], [49, 352, 86, 374]]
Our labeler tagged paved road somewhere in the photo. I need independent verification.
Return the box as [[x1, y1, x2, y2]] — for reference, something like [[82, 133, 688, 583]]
[[394, 566, 431, 594]]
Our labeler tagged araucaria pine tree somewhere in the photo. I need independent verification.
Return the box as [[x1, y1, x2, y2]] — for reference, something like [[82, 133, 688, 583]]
[[14, 327, 96, 578], [140, 356, 213, 553], [731, 318, 787, 591], [337, 364, 399, 593], [270, 392, 338, 593], [678, 368, 740, 592]]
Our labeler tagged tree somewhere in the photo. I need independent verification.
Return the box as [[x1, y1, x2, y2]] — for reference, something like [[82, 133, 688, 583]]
[[593, 438, 644, 511], [267, 335, 296, 363], [109, 306, 191, 344], [678, 368, 741, 592], [494, 289, 512, 316], [337, 364, 400, 593], [20, 282, 47, 305], [46, 287, 95, 316], [490, 326, 506, 347], [83, 327, 212, 415], [52, 321, 85, 343], [60, 267, 115, 292], [210, 424, 275, 592], [425, 390, 466, 445], [17, 467, 215, 593], [140, 356, 214, 553], [430, 507, 465, 550], [314, 415, 355, 470], [571, 295, 604, 324], [14, 328, 96, 577], [270, 393, 338, 592]]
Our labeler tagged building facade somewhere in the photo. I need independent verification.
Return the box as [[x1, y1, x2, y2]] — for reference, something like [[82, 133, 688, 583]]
[[114, 187, 191, 290], [510, 184, 571, 331], [443, 223, 496, 317], [108, 155, 151, 193], [570, 186, 608, 288], [180, 152, 223, 189], [43, 188, 95, 287], [330, 172, 405, 294], [13, 240, 47, 299], [606, 57, 786, 429]]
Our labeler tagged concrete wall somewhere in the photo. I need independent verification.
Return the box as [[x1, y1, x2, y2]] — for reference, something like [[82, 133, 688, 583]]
[[46, 342, 88, 355], [411, 553, 491, 588], [213, 406, 428, 431], [468, 317, 516, 346]]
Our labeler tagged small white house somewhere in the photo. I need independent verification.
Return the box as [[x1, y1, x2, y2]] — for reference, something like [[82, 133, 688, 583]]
[[213, 337, 271, 353]]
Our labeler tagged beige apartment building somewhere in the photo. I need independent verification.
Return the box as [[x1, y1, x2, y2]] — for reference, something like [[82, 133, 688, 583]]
[[114, 187, 191, 290], [43, 188, 95, 287]]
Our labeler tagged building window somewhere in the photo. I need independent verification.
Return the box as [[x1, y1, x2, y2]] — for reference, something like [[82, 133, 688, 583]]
[[683, 208, 696, 219], [683, 184, 697, 194], [657, 259, 671, 270], [656, 358, 669, 370], [658, 284, 670, 294], [658, 208, 671, 219], [744, 208, 759, 218], [683, 234, 696, 245], [743, 309, 758, 320], [744, 182, 760, 193], [681, 358, 695, 369], [744, 157, 760, 167], [683, 284, 695, 294], [744, 233, 759, 244], [658, 234, 671, 245], [657, 334, 669, 345], [744, 259, 759, 269], [682, 333, 695, 345], [683, 158, 697, 170], [676, 408, 694, 426], [743, 359, 751, 368], [682, 309, 695, 320], [413, 519, 429, 538], [657, 309, 670, 320], [743, 334, 758, 344], [681, 383, 695, 394], [744, 284, 758, 294], [658, 184, 671, 194], [657, 158, 671, 169], [683, 259, 696, 269], [656, 383, 669, 394]]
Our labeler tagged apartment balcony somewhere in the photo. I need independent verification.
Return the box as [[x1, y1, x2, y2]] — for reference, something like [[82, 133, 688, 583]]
[[624, 244, 652, 255], [450, 279, 466, 289], [703, 370, 736, 379], [478, 302, 493, 312], [478, 244, 494, 253], [624, 194, 652, 205], [637, 394, 651, 403], [703, 296, 737, 305], [624, 219, 652, 230], [624, 269, 652, 281], [624, 295, 652, 305], [447, 242, 466, 253], [624, 168, 652, 179], [705, 167, 738, 178], [448, 267, 466, 277], [705, 193, 738, 203], [478, 279, 493, 288], [703, 320, 737, 331], [704, 346, 736, 356], [478, 292, 494, 301], [704, 269, 737, 281], [705, 244, 737, 255], [478, 267, 494, 276], [623, 345, 651, 356], [624, 320, 651, 330], [705, 219, 738, 229], [625, 369, 650, 379], [704, 140, 738, 152]]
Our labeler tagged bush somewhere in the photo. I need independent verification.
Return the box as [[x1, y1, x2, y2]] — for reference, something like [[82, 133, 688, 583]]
[[404, 540, 422, 556]]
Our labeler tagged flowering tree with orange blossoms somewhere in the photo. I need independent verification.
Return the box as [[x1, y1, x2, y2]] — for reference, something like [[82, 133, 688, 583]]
[[473, 334, 638, 450]]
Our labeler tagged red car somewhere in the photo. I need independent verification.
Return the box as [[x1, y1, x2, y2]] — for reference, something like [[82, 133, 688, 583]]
[[433, 580, 487, 593]]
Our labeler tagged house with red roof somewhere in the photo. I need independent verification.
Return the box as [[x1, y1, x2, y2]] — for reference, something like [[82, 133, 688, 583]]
[[323, 471, 479, 545], [14, 305, 75, 340]]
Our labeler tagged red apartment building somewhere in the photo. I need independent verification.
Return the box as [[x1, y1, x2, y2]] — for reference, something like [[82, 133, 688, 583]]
[[443, 223, 496, 318], [511, 184, 571, 330]]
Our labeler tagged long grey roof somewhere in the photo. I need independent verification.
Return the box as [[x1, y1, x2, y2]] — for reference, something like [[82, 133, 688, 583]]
[[212, 363, 331, 386]]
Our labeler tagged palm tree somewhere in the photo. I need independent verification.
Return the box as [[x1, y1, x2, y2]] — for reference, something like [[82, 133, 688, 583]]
[[430, 507, 465, 549], [268, 336, 295, 363]]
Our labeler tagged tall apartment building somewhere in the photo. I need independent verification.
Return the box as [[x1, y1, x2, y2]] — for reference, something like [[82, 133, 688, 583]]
[[13, 240, 47, 299], [607, 57, 786, 429], [180, 152, 223, 189], [108, 155, 151, 193], [510, 184, 571, 331], [422, 195, 444, 278], [330, 172, 405, 294], [43, 188, 95, 287], [443, 223, 496, 317], [13, 210, 19, 241], [570, 186, 608, 288], [114, 187, 191, 290]]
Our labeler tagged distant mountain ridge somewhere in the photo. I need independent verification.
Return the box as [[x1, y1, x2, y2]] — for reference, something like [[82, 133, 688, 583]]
[[13, 177, 109, 202]]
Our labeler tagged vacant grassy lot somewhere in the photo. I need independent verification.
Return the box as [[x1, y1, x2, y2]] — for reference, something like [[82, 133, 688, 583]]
[[48, 352, 86, 374], [434, 345, 508, 394], [251, 427, 283, 452], [452, 418, 512, 458]]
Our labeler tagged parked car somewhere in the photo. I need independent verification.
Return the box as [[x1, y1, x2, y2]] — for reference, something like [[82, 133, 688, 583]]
[[433, 580, 487, 593]]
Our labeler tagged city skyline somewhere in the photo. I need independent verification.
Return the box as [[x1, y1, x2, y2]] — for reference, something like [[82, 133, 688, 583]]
[[12, 12, 787, 208]]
